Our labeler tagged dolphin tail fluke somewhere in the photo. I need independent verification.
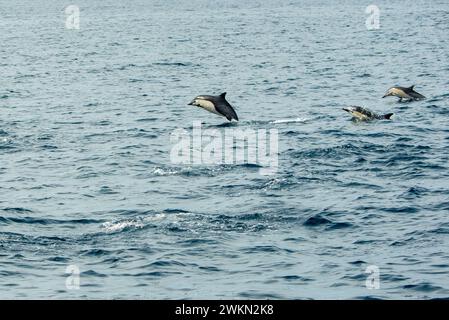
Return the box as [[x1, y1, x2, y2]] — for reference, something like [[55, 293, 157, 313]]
[[383, 113, 394, 120], [224, 108, 239, 122], [409, 85, 426, 100], [414, 92, 426, 100]]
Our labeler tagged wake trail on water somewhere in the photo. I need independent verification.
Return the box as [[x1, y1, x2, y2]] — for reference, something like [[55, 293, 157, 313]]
[[271, 117, 309, 124]]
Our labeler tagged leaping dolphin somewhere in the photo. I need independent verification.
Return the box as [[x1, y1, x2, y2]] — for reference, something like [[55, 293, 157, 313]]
[[188, 92, 239, 122], [382, 85, 426, 102]]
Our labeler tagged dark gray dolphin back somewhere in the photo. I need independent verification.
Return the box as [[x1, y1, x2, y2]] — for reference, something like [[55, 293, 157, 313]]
[[401, 85, 426, 99], [355, 106, 376, 118], [406, 85, 426, 99], [215, 92, 239, 121]]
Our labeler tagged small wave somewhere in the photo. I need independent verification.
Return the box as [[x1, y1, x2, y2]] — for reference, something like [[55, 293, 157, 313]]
[[0, 216, 101, 225], [403, 283, 444, 293], [303, 214, 353, 230], [153, 62, 194, 67], [303, 215, 332, 226], [239, 292, 285, 299], [2, 207, 33, 213], [379, 207, 420, 214], [81, 270, 108, 278]]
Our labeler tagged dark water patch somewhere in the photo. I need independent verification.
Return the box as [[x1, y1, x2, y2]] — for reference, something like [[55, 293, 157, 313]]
[[326, 222, 353, 230], [303, 214, 353, 230], [341, 273, 367, 281], [163, 208, 190, 214], [80, 249, 117, 257], [148, 260, 187, 268], [2, 1, 449, 299], [177, 239, 219, 247], [0, 232, 69, 246], [54, 121, 84, 125], [431, 264, 449, 268], [349, 260, 366, 266], [198, 266, 222, 272], [354, 296, 385, 300], [235, 213, 264, 220], [289, 142, 389, 160], [108, 209, 153, 216], [204, 122, 239, 128], [399, 186, 429, 199], [1, 208, 33, 214], [101, 257, 121, 264], [390, 238, 415, 246], [339, 181, 382, 190], [0, 216, 103, 225], [129, 271, 182, 278], [153, 62, 194, 67], [166, 225, 188, 232], [47, 256, 69, 263], [353, 239, 389, 245], [239, 291, 284, 299], [277, 275, 314, 282], [303, 215, 332, 226], [403, 283, 443, 293], [116, 63, 137, 70], [382, 274, 409, 282], [430, 226, 449, 234], [81, 270, 108, 278], [240, 245, 294, 254], [283, 237, 307, 243], [434, 201, 449, 211], [98, 186, 118, 195], [379, 207, 420, 214], [136, 117, 158, 122], [0, 270, 22, 277]]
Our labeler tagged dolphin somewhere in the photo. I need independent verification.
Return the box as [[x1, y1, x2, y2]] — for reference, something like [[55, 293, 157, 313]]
[[382, 85, 426, 102], [343, 106, 393, 121], [188, 92, 239, 121]]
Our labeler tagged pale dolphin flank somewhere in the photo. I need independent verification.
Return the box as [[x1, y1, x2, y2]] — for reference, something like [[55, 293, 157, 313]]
[[188, 92, 239, 121], [343, 106, 393, 121], [382, 85, 426, 102]]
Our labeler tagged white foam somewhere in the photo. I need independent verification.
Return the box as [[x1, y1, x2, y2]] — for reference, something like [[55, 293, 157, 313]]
[[152, 167, 179, 176], [102, 220, 144, 232], [272, 117, 309, 124]]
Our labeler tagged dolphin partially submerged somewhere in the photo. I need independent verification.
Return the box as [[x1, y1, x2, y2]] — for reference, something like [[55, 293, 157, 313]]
[[188, 92, 239, 122], [343, 106, 393, 121]]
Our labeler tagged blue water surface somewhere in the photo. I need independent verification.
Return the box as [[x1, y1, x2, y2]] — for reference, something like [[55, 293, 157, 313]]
[[1, 0, 449, 299]]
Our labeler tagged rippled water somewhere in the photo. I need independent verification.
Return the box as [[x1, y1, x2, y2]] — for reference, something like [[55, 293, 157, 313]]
[[1, 0, 449, 299]]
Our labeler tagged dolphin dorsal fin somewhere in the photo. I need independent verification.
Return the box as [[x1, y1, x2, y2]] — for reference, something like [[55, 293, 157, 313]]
[[220, 92, 227, 99], [409, 85, 415, 90]]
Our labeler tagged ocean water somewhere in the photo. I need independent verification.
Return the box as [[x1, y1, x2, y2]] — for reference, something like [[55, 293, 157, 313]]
[[1, 0, 449, 299]]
